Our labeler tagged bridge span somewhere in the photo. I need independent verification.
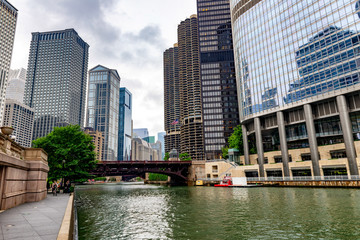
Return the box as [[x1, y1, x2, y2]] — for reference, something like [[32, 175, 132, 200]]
[[91, 161, 193, 184]]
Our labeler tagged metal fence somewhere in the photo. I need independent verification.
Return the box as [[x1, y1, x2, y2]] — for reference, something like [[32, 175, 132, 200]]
[[199, 175, 360, 182]]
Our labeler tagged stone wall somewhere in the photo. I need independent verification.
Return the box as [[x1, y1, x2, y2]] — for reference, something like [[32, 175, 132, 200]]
[[0, 134, 48, 210]]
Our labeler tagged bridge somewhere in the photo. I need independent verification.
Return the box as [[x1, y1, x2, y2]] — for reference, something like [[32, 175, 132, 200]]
[[91, 161, 193, 184]]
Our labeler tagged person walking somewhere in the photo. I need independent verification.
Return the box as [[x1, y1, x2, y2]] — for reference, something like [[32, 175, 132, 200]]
[[52, 182, 58, 196]]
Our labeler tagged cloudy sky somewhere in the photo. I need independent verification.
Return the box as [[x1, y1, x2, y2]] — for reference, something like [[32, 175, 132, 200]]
[[9, 0, 196, 138]]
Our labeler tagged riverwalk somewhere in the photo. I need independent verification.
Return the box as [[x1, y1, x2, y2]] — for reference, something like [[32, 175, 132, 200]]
[[0, 194, 70, 240]]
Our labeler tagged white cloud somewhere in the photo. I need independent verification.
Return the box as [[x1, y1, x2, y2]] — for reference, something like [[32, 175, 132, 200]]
[[10, 0, 196, 136]]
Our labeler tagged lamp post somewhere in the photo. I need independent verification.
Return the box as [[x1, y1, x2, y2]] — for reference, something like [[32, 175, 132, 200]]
[[62, 159, 65, 193]]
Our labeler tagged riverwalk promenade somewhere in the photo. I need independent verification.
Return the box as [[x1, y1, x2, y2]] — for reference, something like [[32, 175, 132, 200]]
[[0, 194, 69, 240]]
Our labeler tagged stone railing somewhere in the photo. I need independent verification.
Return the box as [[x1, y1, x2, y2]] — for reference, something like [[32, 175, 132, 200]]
[[0, 132, 49, 210]]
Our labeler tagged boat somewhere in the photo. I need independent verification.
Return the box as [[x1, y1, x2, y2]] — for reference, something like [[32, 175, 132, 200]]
[[214, 176, 232, 187], [215, 176, 262, 188], [195, 180, 204, 186]]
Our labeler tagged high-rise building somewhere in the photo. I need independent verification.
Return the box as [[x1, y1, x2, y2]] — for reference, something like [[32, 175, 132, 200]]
[[6, 68, 26, 103], [231, 0, 360, 178], [157, 132, 165, 159], [164, 44, 181, 154], [118, 87, 132, 161], [87, 65, 120, 161], [197, 0, 239, 160], [3, 99, 34, 147], [24, 29, 89, 140], [0, 0, 17, 125], [84, 127, 103, 161], [178, 15, 204, 161], [133, 128, 149, 139]]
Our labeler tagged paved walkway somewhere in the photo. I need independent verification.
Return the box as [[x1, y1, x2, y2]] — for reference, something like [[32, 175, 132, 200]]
[[0, 194, 70, 240]]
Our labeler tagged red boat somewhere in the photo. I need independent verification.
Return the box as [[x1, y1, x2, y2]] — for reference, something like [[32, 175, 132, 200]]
[[214, 176, 232, 187]]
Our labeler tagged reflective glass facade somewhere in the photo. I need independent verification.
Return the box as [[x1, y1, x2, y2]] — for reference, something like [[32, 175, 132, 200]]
[[87, 65, 120, 161], [25, 29, 89, 141], [118, 87, 132, 161], [231, 0, 360, 119], [197, 0, 240, 159]]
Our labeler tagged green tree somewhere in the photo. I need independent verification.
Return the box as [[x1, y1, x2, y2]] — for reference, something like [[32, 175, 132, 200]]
[[228, 125, 244, 155], [221, 146, 229, 159], [179, 152, 191, 161], [33, 125, 97, 182], [164, 152, 170, 161]]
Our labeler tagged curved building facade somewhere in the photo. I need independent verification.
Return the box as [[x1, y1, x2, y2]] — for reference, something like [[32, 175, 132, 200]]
[[231, 0, 360, 177]]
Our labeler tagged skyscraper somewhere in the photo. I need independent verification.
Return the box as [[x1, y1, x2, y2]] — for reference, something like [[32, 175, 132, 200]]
[[87, 65, 120, 161], [197, 0, 239, 160], [118, 87, 132, 161], [6, 68, 26, 103], [133, 128, 149, 139], [178, 15, 204, 161], [164, 44, 181, 154], [3, 99, 34, 147], [157, 131, 165, 159], [0, 0, 17, 125], [231, 0, 360, 178], [24, 29, 89, 140]]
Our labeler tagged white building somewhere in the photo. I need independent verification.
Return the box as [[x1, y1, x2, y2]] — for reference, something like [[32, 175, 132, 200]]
[[6, 68, 26, 103]]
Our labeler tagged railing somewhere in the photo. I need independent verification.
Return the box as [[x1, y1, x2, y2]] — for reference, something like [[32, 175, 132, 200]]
[[247, 175, 360, 182]]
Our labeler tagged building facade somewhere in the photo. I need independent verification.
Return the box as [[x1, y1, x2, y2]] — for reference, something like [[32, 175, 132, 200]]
[[24, 29, 89, 140], [178, 15, 204, 161], [0, 0, 17, 125], [118, 87, 132, 161], [84, 127, 104, 161], [164, 44, 181, 154], [231, 0, 360, 178], [3, 100, 34, 147], [131, 137, 161, 161], [133, 128, 149, 139], [6, 68, 26, 103], [197, 0, 240, 160], [157, 131, 166, 159], [87, 65, 120, 161]]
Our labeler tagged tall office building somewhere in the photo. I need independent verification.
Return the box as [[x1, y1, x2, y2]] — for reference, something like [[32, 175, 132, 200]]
[[197, 0, 239, 159], [118, 87, 132, 161], [157, 132, 165, 159], [164, 44, 181, 154], [24, 29, 89, 140], [87, 65, 120, 161], [133, 128, 149, 139], [231, 0, 360, 178], [6, 68, 26, 103], [3, 100, 34, 147], [0, 0, 17, 125], [178, 15, 204, 160]]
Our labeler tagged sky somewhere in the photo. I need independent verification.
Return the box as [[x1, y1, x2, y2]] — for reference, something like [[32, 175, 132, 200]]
[[9, 0, 197, 137]]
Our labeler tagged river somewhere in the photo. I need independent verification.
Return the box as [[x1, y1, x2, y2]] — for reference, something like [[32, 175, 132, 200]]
[[76, 184, 360, 239]]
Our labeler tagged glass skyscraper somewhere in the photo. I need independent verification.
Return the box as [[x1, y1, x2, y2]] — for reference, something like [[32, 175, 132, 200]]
[[0, 0, 17, 126], [231, 0, 360, 178], [87, 65, 120, 161], [118, 87, 132, 161], [24, 29, 89, 141], [197, 0, 239, 159]]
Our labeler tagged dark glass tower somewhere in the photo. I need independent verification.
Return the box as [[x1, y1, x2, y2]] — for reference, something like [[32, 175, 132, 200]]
[[197, 0, 239, 159], [118, 87, 132, 161], [24, 29, 89, 141], [87, 65, 120, 161], [178, 15, 204, 161], [164, 44, 181, 154]]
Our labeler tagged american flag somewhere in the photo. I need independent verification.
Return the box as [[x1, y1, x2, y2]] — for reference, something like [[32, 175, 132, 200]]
[[171, 119, 179, 125]]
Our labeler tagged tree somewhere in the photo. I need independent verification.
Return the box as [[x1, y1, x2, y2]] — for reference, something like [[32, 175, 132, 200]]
[[228, 125, 244, 155], [164, 152, 170, 161], [33, 125, 98, 182], [179, 152, 191, 161], [222, 146, 229, 159]]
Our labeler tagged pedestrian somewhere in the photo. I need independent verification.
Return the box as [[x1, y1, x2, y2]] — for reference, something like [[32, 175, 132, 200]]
[[52, 182, 58, 196]]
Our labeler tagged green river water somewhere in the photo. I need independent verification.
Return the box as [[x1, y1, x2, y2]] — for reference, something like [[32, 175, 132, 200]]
[[76, 184, 360, 239]]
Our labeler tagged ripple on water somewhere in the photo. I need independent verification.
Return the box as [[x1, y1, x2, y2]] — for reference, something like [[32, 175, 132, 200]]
[[76, 185, 360, 240]]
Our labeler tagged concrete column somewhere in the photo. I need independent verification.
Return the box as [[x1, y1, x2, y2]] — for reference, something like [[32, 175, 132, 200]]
[[254, 117, 265, 177], [242, 124, 250, 165], [277, 111, 290, 177], [304, 104, 321, 176], [336, 95, 359, 176]]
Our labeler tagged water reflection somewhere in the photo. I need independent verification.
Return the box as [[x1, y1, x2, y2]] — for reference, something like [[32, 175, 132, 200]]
[[77, 185, 360, 239]]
